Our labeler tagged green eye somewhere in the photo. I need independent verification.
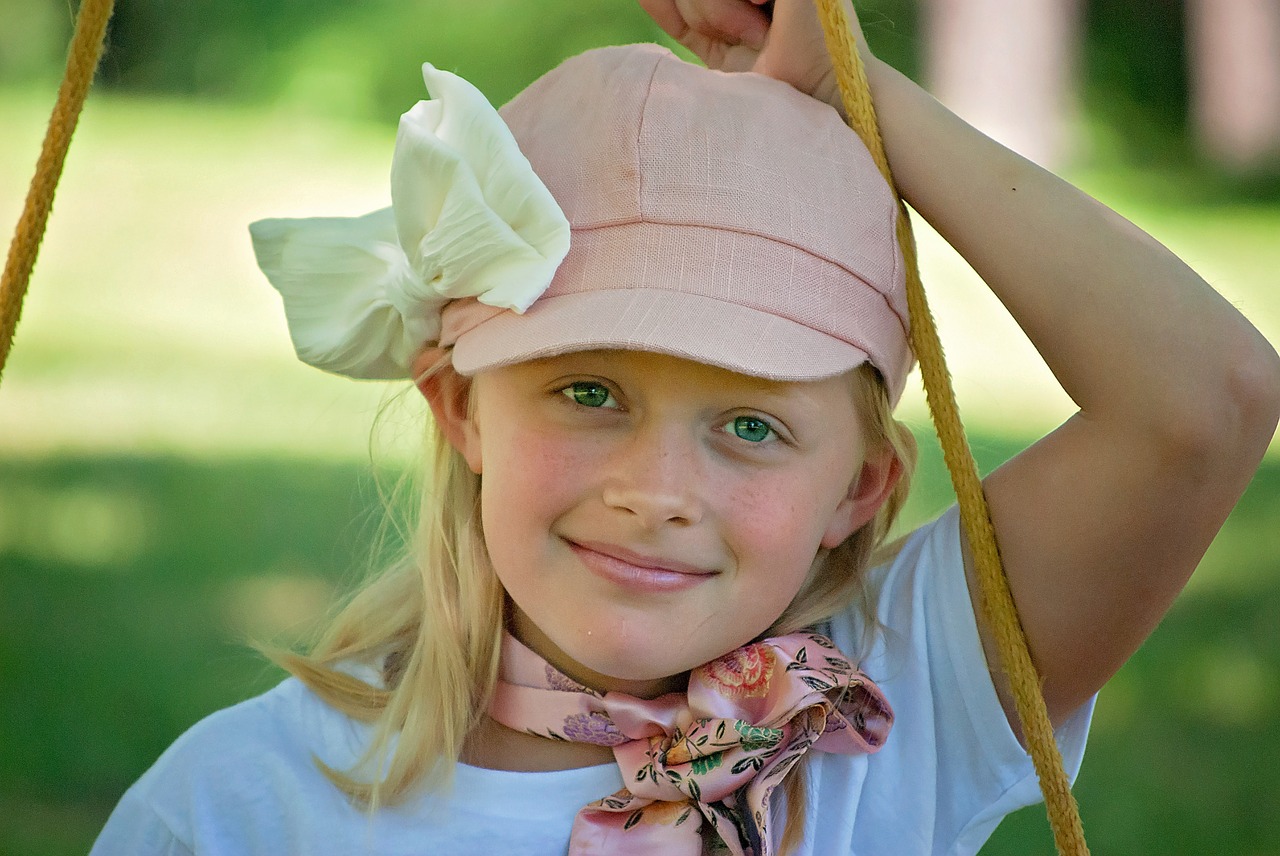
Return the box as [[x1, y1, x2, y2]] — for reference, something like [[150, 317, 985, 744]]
[[564, 382, 613, 408], [732, 416, 774, 443]]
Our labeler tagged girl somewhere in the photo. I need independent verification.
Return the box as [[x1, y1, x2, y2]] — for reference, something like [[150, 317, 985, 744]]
[[92, 1, 1279, 854]]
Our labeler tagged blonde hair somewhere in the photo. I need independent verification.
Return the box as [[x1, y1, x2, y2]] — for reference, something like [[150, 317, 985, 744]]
[[275, 358, 917, 847]]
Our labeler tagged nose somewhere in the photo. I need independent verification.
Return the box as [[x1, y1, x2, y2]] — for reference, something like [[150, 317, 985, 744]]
[[600, 424, 704, 528]]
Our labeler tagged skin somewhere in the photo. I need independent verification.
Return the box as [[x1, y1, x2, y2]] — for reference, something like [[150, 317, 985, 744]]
[[638, 0, 1280, 737], [421, 350, 901, 771], [425, 351, 899, 692]]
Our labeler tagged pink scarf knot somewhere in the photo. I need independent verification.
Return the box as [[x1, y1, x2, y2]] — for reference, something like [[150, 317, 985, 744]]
[[489, 631, 892, 855]]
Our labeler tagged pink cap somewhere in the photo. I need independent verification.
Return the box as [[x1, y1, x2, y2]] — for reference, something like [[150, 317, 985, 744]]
[[439, 44, 913, 404]]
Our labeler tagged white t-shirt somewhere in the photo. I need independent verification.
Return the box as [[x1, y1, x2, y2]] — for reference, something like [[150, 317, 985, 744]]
[[91, 506, 1093, 855]]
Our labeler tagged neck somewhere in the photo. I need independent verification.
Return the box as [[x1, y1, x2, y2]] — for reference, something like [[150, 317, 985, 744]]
[[510, 609, 689, 699]]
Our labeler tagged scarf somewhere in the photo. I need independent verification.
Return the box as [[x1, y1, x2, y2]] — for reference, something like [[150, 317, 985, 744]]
[[488, 631, 893, 855]]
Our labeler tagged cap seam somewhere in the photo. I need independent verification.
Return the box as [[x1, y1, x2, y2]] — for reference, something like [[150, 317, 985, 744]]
[[567, 219, 909, 338], [632, 50, 666, 222], [528, 286, 885, 359]]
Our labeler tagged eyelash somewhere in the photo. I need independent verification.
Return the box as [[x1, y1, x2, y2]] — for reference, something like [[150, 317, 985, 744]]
[[723, 415, 778, 444], [560, 380, 619, 409], [558, 381, 783, 445]]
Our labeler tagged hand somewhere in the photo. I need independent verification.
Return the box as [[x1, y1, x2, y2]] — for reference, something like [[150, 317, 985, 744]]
[[637, 0, 872, 111]]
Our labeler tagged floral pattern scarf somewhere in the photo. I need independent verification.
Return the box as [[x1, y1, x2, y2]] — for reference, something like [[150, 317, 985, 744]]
[[488, 631, 893, 855]]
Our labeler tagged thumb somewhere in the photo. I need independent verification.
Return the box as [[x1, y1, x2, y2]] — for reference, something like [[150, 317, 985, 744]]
[[750, 0, 839, 105]]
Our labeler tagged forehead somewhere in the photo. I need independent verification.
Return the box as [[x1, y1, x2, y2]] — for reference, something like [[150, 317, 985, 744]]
[[478, 349, 863, 405]]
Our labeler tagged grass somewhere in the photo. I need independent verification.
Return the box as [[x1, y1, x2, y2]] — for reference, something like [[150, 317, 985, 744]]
[[3, 87, 1279, 457], [2, 87, 1278, 854], [2, 445, 1277, 855]]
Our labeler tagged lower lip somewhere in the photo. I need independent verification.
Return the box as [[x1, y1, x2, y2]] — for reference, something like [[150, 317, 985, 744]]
[[567, 542, 715, 594]]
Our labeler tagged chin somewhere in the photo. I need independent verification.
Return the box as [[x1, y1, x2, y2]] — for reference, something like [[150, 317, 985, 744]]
[[562, 625, 756, 697]]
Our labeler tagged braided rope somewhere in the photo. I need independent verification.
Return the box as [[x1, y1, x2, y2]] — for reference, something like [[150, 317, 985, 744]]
[[3, 3, 1089, 850], [811, 2, 1089, 853], [0, 0, 117, 384]]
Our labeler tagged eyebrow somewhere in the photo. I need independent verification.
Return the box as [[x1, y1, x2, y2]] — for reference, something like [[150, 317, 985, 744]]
[[719, 382, 831, 419], [527, 353, 837, 416]]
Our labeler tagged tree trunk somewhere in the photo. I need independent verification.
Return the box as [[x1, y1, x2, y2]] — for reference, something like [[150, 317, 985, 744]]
[[1187, 0, 1280, 172], [922, 0, 1084, 169]]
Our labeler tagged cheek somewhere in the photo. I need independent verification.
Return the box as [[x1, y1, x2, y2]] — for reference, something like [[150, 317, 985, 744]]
[[476, 423, 593, 550], [720, 471, 831, 584]]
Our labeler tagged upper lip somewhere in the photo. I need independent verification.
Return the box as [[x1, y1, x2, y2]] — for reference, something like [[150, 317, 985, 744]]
[[568, 539, 717, 576]]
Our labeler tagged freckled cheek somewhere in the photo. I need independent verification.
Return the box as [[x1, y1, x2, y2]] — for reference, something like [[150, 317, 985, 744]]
[[478, 428, 588, 599], [481, 425, 598, 521], [719, 474, 828, 576]]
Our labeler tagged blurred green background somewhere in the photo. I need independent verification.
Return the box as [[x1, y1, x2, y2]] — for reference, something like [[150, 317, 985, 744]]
[[2, 1, 1278, 854]]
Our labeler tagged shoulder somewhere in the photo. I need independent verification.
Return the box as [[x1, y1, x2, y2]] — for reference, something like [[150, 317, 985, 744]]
[[153, 674, 370, 782], [91, 677, 369, 855], [91, 672, 627, 856], [833, 506, 966, 651], [832, 506, 1042, 749], [867, 506, 963, 610], [812, 508, 1094, 854]]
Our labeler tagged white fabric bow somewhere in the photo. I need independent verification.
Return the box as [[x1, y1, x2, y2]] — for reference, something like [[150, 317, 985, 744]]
[[250, 63, 570, 380]]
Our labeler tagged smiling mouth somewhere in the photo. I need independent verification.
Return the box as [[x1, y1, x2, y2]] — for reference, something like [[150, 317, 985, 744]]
[[566, 539, 717, 593]]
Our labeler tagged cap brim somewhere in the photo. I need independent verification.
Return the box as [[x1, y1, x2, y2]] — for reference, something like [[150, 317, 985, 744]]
[[450, 288, 871, 382]]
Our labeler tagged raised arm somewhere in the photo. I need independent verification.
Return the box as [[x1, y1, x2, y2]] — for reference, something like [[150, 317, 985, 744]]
[[861, 51, 1280, 729], [641, 0, 1280, 731]]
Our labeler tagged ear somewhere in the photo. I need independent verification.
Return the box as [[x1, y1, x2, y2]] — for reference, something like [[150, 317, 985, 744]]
[[414, 354, 483, 474], [820, 443, 905, 549]]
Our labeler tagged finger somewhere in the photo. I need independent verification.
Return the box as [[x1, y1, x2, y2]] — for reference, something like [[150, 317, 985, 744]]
[[751, 0, 828, 80], [637, 0, 772, 69], [745, 0, 850, 109], [637, 0, 691, 41], [769, 0, 869, 55], [675, 0, 772, 51]]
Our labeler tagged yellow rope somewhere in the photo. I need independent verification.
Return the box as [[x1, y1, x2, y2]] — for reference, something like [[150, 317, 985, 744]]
[[0, 0, 117, 385], [812, 2, 1090, 853], [3, 3, 1088, 850]]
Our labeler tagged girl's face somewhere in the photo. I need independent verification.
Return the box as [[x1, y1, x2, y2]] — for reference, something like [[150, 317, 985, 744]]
[[435, 350, 896, 698]]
